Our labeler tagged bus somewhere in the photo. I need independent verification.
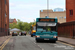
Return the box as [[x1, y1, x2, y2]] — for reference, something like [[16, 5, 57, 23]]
[[35, 18, 58, 42], [31, 23, 36, 37]]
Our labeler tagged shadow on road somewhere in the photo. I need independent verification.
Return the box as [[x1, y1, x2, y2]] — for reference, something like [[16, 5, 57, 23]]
[[36, 41, 57, 43]]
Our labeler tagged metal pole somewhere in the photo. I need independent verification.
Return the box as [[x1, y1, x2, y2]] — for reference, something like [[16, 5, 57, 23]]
[[47, 0, 49, 17]]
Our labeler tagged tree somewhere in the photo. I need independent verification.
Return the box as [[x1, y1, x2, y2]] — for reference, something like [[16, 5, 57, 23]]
[[9, 19, 35, 32]]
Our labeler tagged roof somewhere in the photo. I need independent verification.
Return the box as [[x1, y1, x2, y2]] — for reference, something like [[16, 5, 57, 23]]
[[10, 28, 20, 31], [40, 9, 53, 12], [40, 9, 66, 13], [9, 19, 14, 23]]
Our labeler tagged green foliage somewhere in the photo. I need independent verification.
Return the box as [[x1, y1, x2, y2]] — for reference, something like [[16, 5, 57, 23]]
[[9, 19, 36, 32], [9, 22, 18, 29]]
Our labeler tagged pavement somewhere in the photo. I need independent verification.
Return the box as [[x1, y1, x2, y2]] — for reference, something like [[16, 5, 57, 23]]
[[58, 37, 75, 46], [0, 35, 11, 46]]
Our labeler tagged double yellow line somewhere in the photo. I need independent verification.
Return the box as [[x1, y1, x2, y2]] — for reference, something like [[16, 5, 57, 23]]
[[0, 37, 12, 50], [57, 41, 75, 48]]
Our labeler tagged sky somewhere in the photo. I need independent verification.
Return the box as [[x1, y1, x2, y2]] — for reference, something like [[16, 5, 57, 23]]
[[9, 0, 66, 23]]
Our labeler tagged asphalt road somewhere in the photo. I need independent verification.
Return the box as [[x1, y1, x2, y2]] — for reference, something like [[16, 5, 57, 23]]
[[2, 35, 75, 50]]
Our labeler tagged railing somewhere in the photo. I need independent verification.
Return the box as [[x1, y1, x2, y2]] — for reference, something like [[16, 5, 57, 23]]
[[0, 28, 9, 36]]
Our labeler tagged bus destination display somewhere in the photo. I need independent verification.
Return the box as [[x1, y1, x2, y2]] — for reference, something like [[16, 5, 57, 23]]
[[39, 19, 55, 22]]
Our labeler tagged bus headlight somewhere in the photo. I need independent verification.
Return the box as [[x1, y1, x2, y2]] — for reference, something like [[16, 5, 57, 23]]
[[36, 36, 40, 38], [53, 36, 57, 38]]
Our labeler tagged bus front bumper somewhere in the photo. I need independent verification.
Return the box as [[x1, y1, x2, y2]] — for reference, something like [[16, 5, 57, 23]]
[[36, 38, 58, 41]]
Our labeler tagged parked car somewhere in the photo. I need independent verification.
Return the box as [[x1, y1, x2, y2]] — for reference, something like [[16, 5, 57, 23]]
[[12, 32, 18, 36], [19, 32, 21, 36], [21, 31, 26, 36]]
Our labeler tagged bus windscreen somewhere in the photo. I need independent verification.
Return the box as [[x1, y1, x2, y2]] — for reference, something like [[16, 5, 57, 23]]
[[37, 22, 56, 26], [36, 22, 57, 32]]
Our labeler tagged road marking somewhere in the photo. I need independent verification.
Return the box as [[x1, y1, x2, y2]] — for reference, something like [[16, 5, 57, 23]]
[[0, 37, 11, 50], [57, 41, 75, 48], [0, 37, 12, 50], [0, 39, 10, 48], [34, 42, 36, 44], [42, 48, 44, 50], [38, 45, 40, 47], [0, 38, 10, 48], [1, 41, 9, 50], [34, 42, 44, 50]]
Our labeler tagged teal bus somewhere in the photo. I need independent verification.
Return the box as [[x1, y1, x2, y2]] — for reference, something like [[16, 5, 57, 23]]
[[35, 18, 58, 42]]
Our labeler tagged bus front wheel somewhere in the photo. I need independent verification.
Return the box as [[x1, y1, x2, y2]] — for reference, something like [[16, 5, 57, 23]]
[[36, 40, 39, 42], [52, 41, 56, 43], [31, 35, 33, 37]]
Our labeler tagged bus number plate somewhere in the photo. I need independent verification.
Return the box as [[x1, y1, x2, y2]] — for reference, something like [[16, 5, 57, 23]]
[[44, 38, 49, 40]]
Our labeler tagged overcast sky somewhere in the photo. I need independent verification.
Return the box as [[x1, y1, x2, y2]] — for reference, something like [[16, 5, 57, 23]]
[[9, 0, 66, 23]]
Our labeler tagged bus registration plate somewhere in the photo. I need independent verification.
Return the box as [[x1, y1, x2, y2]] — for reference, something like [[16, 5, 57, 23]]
[[44, 38, 49, 40]]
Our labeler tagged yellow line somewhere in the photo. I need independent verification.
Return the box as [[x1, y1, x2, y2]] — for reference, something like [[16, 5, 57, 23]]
[[0, 37, 11, 50], [0, 39, 9, 48], [1, 40, 9, 50], [0, 37, 12, 50], [0, 38, 11, 47], [57, 41, 75, 47]]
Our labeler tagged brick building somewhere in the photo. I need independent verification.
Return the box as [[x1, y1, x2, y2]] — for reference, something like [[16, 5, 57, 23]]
[[66, 0, 75, 22], [9, 19, 17, 24], [0, 0, 9, 36], [58, 0, 75, 38], [40, 10, 66, 23]]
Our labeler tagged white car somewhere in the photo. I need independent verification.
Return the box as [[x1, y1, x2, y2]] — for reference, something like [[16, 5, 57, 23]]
[[19, 32, 21, 36]]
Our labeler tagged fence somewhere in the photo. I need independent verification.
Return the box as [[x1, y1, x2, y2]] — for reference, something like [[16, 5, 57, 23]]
[[0, 28, 9, 36], [58, 21, 75, 38]]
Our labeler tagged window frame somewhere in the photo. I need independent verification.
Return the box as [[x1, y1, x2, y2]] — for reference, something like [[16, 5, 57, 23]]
[[5, 0, 6, 4], [45, 16, 49, 18], [69, 10, 73, 16]]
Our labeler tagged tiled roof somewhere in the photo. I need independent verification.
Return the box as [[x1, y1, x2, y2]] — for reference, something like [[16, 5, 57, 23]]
[[9, 19, 14, 23]]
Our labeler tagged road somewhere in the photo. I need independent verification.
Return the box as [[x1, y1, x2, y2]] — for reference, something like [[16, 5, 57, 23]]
[[1, 35, 75, 50]]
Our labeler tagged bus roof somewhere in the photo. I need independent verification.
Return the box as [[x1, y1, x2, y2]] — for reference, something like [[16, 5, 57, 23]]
[[36, 18, 57, 19]]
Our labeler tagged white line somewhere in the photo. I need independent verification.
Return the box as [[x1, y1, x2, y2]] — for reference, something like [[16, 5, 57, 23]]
[[34, 42, 36, 44], [42, 48, 44, 50], [37, 45, 44, 50], [38, 45, 40, 46], [34, 42, 44, 50]]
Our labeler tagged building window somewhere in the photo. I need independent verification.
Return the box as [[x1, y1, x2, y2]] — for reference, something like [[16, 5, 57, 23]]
[[62, 17, 63, 18], [45, 16, 49, 18], [59, 17, 61, 19], [5, 13, 7, 17], [55, 17, 57, 19], [41, 10, 43, 12], [69, 10, 73, 16], [64, 17, 66, 19], [5, 0, 6, 4]]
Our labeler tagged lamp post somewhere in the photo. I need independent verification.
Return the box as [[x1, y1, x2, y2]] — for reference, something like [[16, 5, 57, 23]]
[[47, 0, 49, 18]]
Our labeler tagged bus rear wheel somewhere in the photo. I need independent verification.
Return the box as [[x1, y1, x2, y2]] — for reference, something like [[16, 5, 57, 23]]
[[52, 41, 56, 43]]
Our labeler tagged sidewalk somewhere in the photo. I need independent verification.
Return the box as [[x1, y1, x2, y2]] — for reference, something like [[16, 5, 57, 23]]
[[58, 37, 75, 46], [0, 35, 11, 46]]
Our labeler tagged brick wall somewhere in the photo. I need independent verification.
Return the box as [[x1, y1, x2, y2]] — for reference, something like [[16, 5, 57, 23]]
[[0, 0, 9, 36], [9, 19, 17, 24], [66, 0, 75, 22], [58, 21, 75, 38], [13, 19, 17, 23], [40, 10, 66, 23]]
